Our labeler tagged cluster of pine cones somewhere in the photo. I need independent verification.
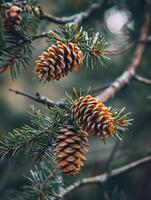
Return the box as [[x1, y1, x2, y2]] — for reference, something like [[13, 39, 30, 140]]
[[1, 2, 130, 177], [54, 95, 124, 176]]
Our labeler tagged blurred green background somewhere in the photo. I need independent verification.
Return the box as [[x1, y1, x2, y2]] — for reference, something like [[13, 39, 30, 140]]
[[0, 0, 151, 199]]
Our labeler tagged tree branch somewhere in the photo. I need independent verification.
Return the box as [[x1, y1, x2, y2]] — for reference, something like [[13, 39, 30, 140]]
[[41, 3, 100, 25], [134, 74, 151, 85], [105, 42, 136, 56], [104, 140, 120, 172], [9, 7, 151, 107], [60, 155, 151, 198], [9, 89, 64, 108], [58, 8, 151, 198], [32, 31, 50, 40], [105, 38, 151, 56], [96, 8, 151, 102]]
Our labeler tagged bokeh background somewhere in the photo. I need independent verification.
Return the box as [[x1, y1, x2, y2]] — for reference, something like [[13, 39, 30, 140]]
[[0, 0, 151, 199]]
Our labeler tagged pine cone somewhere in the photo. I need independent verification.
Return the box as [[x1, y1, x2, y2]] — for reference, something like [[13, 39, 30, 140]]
[[72, 95, 115, 140], [35, 41, 84, 81], [54, 125, 89, 176], [3, 3, 22, 30]]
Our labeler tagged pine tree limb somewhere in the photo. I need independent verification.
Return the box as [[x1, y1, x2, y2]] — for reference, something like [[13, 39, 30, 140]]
[[134, 74, 151, 85], [105, 42, 136, 56], [104, 140, 120, 172], [60, 155, 151, 198], [33, 170, 56, 199], [41, 3, 100, 25], [105, 37, 151, 56], [9, 89, 64, 108], [32, 31, 49, 40], [96, 8, 151, 102]]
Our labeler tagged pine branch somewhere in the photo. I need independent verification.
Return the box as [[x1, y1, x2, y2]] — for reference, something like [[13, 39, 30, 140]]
[[33, 169, 57, 199], [0, 106, 56, 166], [4, 152, 63, 200], [0, 125, 50, 166], [6, 88, 132, 171], [9, 88, 65, 108], [0, 40, 33, 79], [60, 154, 151, 198], [37, 24, 110, 71], [26, 152, 63, 200], [41, 3, 100, 25], [1, 2, 150, 200], [9, 85, 110, 107], [0, 1, 40, 78], [32, 31, 49, 40], [96, 7, 151, 102]]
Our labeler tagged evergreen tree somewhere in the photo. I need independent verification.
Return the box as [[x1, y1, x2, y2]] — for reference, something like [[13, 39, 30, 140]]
[[0, 0, 151, 199]]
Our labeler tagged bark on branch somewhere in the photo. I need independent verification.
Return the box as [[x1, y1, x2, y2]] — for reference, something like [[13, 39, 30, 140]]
[[60, 155, 151, 198], [134, 74, 151, 85], [9, 89, 64, 108], [10, 8, 151, 107], [96, 9, 151, 102], [8, 6, 151, 200], [59, 7, 151, 198], [41, 3, 100, 25]]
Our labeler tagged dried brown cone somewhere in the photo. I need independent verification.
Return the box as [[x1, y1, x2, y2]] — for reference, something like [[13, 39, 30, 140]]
[[3, 3, 22, 30], [72, 95, 115, 140], [54, 125, 89, 176], [35, 41, 84, 81]]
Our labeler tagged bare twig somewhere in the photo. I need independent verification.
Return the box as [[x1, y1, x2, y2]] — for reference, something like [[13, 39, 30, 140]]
[[99, 184, 110, 200], [105, 37, 151, 56], [32, 32, 50, 40], [84, 73, 151, 96], [105, 41, 136, 56], [104, 140, 120, 172], [41, 3, 100, 25], [81, 84, 110, 95], [60, 155, 151, 198], [96, 9, 151, 102], [9, 89, 64, 108], [90, 84, 110, 94], [134, 74, 151, 85]]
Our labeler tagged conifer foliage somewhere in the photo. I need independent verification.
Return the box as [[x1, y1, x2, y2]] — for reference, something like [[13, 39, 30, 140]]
[[35, 25, 109, 81], [0, 0, 144, 199], [2, 3, 22, 31], [0, 92, 132, 176], [0, 0, 41, 78]]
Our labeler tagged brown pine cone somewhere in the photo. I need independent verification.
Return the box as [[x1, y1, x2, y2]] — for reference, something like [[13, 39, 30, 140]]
[[72, 95, 115, 140], [3, 3, 22, 30], [54, 125, 89, 176], [35, 41, 84, 81]]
